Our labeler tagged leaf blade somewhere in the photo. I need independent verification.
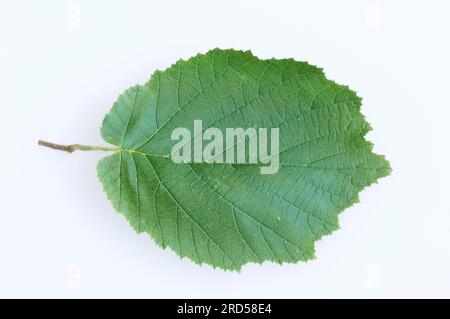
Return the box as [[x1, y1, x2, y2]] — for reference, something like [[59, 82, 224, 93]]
[[97, 49, 391, 270]]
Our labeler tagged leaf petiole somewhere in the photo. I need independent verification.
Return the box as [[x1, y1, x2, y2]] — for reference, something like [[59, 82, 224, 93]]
[[38, 140, 120, 153]]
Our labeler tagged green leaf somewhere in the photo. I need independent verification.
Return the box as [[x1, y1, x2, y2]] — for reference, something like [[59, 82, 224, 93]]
[[93, 49, 391, 270]]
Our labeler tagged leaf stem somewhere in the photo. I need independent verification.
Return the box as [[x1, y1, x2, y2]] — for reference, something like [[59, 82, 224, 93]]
[[38, 140, 119, 153]]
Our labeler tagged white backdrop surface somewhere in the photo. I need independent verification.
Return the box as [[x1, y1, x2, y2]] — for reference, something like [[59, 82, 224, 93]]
[[1, 0, 449, 298]]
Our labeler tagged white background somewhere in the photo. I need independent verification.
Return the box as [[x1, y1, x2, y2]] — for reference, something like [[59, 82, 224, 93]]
[[1, 0, 449, 298]]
